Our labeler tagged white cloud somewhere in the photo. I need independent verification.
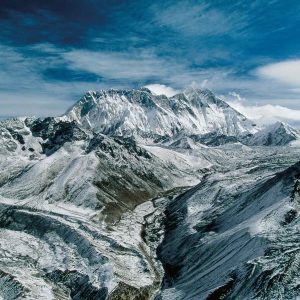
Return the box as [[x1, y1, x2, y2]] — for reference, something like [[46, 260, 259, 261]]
[[200, 79, 208, 88], [228, 91, 245, 102], [144, 84, 179, 97], [0, 44, 109, 117], [224, 92, 300, 128], [256, 59, 300, 86], [63, 49, 183, 81]]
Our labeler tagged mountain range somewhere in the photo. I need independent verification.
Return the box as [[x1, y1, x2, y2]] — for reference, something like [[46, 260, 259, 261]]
[[0, 88, 300, 299]]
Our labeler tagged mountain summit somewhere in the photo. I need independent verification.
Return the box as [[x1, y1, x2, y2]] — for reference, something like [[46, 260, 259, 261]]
[[247, 121, 300, 146], [65, 88, 257, 140]]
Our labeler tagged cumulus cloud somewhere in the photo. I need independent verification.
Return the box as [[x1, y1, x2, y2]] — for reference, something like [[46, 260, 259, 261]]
[[144, 84, 179, 97], [224, 92, 300, 128], [256, 59, 300, 86]]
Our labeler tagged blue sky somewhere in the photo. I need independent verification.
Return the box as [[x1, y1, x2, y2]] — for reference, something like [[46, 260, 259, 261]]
[[1, 0, 300, 125]]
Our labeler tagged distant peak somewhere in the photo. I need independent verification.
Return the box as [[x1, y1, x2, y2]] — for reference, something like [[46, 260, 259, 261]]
[[63, 86, 257, 139], [266, 121, 296, 132], [248, 120, 300, 146]]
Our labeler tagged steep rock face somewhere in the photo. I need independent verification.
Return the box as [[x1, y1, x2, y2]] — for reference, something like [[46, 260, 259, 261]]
[[25, 117, 88, 155], [157, 153, 300, 300], [65, 88, 257, 139]]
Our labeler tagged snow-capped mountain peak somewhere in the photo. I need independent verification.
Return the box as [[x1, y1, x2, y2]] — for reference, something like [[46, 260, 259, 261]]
[[248, 121, 300, 146], [65, 88, 257, 140]]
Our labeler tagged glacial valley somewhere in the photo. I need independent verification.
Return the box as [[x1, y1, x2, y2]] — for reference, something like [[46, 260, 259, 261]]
[[0, 88, 300, 299]]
